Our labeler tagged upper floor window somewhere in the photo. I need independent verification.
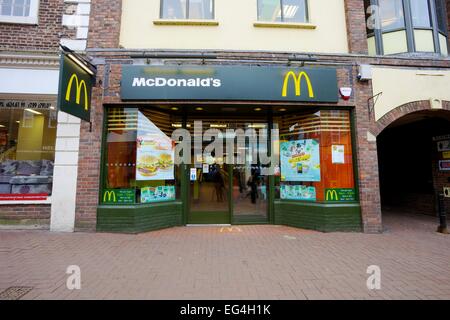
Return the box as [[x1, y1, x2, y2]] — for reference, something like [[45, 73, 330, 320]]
[[258, 0, 308, 23], [0, 0, 39, 24], [379, 0, 405, 31], [160, 0, 214, 20], [366, 0, 448, 56]]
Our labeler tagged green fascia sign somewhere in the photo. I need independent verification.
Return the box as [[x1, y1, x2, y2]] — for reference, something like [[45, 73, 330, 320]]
[[121, 65, 338, 102], [102, 189, 136, 205], [325, 188, 357, 202], [57, 54, 94, 122]]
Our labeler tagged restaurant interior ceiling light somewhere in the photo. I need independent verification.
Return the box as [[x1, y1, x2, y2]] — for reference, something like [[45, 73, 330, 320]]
[[25, 108, 42, 115], [254, 108, 262, 111], [195, 107, 204, 111], [247, 124, 267, 129], [279, 108, 287, 112], [171, 107, 179, 111], [0, 125, 5, 128], [210, 124, 227, 128]]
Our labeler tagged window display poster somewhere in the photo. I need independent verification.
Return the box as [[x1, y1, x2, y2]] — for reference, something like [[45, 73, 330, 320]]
[[280, 139, 321, 182], [332, 145, 345, 164], [141, 186, 176, 203], [136, 111, 175, 181], [280, 185, 316, 201]]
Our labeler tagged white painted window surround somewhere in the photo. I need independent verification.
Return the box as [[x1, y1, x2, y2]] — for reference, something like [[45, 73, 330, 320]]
[[0, 0, 40, 24]]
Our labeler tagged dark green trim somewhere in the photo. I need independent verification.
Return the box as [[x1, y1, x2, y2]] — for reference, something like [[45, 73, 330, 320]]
[[97, 201, 182, 233], [187, 211, 230, 224], [350, 107, 361, 202], [233, 215, 269, 224], [99, 105, 109, 205], [274, 200, 362, 232]]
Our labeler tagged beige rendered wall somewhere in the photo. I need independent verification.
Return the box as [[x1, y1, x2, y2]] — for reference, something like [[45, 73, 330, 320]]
[[371, 67, 450, 121], [119, 0, 349, 53]]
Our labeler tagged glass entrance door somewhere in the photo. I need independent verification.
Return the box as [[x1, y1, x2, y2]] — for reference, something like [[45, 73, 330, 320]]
[[186, 115, 270, 224], [231, 164, 268, 223], [188, 163, 230, 224]]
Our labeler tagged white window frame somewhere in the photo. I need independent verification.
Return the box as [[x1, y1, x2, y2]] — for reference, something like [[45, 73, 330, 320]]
[[0, 0, 40, 25]]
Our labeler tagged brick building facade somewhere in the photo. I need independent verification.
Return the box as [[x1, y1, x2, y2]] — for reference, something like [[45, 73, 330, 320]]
[[0, 0, 91, 230], [1, 0, 449, 233]]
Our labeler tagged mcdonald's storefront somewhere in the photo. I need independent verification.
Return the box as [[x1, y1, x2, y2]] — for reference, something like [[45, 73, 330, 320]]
[[96, 63, 363, 234]]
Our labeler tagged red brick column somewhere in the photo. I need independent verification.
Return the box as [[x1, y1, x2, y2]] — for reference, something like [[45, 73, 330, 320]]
[[354, 67, 383, 233], [75, 0, 123, 231], [344, 0, 369, 54], [87, 0, 122, 49]]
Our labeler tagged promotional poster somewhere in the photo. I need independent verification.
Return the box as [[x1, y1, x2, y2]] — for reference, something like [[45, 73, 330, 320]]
[[280, 139, 321, 182], [280, 185, 317, 201], [141, 185, 176, 203], [136, 111, 175, 181]]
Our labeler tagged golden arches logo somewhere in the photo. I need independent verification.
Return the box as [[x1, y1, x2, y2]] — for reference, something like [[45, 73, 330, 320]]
[[282, 71, 315, 98], [326, 190, 339, 201], [65, 74, 89, 110], [103, 190, 117, 203]]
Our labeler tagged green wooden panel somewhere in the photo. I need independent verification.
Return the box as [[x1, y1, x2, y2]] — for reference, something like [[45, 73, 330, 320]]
[[274, 200, 362, 232], [97, 201, 183, 233]]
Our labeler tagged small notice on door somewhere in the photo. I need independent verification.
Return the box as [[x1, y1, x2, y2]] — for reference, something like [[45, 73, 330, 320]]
[[332, 145, 345, 164], [190, 168, 197, 181], [203, 164, 209, 174]]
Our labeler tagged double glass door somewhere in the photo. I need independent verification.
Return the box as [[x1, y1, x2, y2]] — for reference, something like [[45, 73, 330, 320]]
[[187, 117, 269, 224]]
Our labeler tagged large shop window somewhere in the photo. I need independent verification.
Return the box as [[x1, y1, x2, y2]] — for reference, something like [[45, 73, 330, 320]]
[[365, 0, 448, 55], [258, 0, 308, 23], [0, 105, 57, 199], [0, 0, 39, 24], [102, 107, 179, 205], [160, 0, 214, 19], [274, 110, 356, 203]]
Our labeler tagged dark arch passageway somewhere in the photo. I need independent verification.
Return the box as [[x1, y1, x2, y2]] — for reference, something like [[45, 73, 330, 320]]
[[377, 110, 450, 221]]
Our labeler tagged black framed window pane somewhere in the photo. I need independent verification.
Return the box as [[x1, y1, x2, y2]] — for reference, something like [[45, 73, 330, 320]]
[[435, 0, 447, 32], [379, 0, 405, 31], [188, 0, 213, 19], [161, 0, 187, 19], [258, 0, 282, 22], [410, 0, 431, 28], [282, 0, 308, 23]]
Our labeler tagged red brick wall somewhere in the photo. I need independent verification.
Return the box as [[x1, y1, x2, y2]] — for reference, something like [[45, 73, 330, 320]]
[[344, 0, 369, 54], [87, 0, 122, 49], [0, 205, 51, 225], [74, 0, 122, 231], [0, 0, 70, 52]]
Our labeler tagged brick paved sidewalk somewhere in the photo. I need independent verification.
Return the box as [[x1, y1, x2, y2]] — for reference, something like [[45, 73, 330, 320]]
[[1, 211, 450, 300]]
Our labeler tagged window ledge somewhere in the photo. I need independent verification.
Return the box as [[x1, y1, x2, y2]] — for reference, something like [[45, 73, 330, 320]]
[[253, 21, 316, 29], [0, 15, 38, 25], [153, 19, 219, 26], [0, 197, 51, 205]]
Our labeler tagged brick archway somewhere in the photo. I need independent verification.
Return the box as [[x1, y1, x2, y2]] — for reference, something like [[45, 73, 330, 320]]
[[372, 100, 450, 137]]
